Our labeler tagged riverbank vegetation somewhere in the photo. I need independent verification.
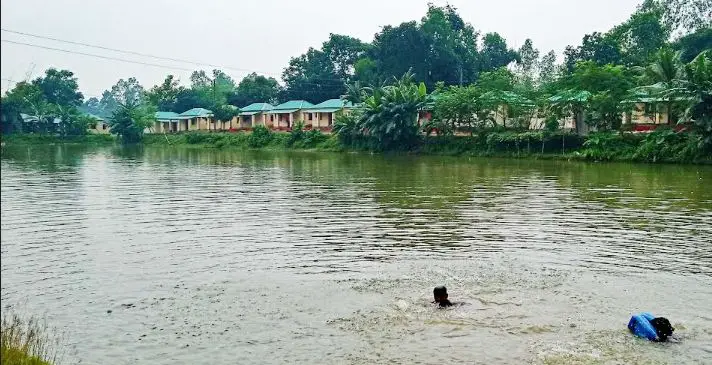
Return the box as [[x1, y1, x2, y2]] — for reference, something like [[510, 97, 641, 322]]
[[0, 312, 59, 365], [1, 1, 710, 162]]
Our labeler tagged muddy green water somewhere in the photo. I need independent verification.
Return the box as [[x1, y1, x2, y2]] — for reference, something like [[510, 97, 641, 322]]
[[1, 145, 711, 364]]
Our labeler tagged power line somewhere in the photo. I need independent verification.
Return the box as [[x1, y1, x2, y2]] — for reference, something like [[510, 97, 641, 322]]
[[1, 28, 279, 76], [1, 38, 348, 89], [1, 39, 194, 72], [0, 28, 349, 83]]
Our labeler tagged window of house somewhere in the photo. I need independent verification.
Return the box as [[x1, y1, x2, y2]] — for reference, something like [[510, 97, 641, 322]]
[[307, 113, 313, 121], [328, 113, 333, 125], [102, 124, 107, 130], [191, 119, 196, 125], [270, 115, 274, 122]]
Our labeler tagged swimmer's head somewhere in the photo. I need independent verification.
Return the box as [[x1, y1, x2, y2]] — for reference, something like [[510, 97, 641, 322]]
[[433, 286, 448, 303]]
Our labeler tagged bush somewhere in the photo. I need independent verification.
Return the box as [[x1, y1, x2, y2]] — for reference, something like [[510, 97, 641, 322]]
[[578, 132, 636, 161], [286, 122, 305, 147], [247, 125, 273, 148], [297, 129, 327, 149], [633, 127, 704, 163]]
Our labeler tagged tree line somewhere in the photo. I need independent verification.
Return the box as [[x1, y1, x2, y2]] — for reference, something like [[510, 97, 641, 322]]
[[0, 0, 710, 147]]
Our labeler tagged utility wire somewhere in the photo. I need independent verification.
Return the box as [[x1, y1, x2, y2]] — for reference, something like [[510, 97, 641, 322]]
[[1, 39, 194, 71], [2, 39, 347, 89], [1, 28, 349, 83]]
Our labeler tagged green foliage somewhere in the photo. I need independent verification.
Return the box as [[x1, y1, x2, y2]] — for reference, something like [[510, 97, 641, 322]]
[[641, 0, 712, 35], [30, 68, 83, 107], [109, 100, 156, 144], [281, 48, 345, 103], [579, 132, 637, 160], [564, 32, 623, 72], [477, 67, 515, 91], [332, 110, 360, 146], [632, 127, 704, 162], [1, 312, 60, 365], [431, 85, 482, 135], [282, 33, 367, 103], [228, 72, 281, 106], [247, 125, 274, 148], [608, 6, 670, 65], [680, 51, 712, 152], [146, 75, 181, 111], [99, 77, 145, 115], [284, 122, 328, 148], [674, 28, 712, 63], [212, 104, 238, 122], [561, 62, 635, 130], [480, 32, 519, 73], [357, 72, 429, 150], [287, 121, 305, 147]]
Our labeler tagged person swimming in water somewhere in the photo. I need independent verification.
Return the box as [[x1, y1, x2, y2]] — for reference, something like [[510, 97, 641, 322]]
[[433, 286, 453, 307]]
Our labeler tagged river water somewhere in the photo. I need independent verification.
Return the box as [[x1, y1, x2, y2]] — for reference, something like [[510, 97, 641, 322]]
[[1, 144, 711, 364]]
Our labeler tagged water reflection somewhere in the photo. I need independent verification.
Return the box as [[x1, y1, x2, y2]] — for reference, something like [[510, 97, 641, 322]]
[[2, 145, 711, 364]]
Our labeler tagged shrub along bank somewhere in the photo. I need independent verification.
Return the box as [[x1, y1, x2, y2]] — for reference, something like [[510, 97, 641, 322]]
[[4, 126, 710, 164]]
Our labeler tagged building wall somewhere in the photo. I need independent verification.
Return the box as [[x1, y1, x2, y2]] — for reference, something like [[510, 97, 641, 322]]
[[291, 111, 304, 127], [88, 121, 110, 134], [624, 103, 670, 125], [313, 112, 337, 128], [152, 121, 164, 134], [274, 113, 290, 128], [302, 111, 315, 127]]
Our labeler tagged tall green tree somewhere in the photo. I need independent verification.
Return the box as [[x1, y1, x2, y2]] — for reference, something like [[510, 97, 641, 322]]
[[609, 6, 670, 65], [538, 50, 558, 85], [674, 28, 712, 63], [515, 39, 540, 87], [30, 68, 84, 107], [564, 32, 623, 71], [370, 21, 430, 83], [641, 0, 712, 35], [281, 48, 344, 103], [322, 34, 369, 80], [147, 75, 181, 111], [479, 32, 519, 73], [2, 69, 87, 135], [419, 4, 479, 86], [563, 62, 634, 130], [100, 77, 146, 114], [228, 72, 281, 106], [109, 99, 156, 144]]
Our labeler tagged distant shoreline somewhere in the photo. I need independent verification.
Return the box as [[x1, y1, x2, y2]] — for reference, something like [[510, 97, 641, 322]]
[[2, 132, 711, 165]]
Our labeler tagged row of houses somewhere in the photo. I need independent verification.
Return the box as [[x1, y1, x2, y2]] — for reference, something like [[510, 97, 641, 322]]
[[90, 99, 354, 134], [89, 96, 674, 135]]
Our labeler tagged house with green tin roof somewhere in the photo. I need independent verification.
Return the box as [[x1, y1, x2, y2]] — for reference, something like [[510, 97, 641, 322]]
[[179, 108, 213, 131], [239, 103, 274, 129], [304, 99, 355, 129], [269, 100, 313, 129], [86, 113, 111, 134], [153, 111, 186, 133]]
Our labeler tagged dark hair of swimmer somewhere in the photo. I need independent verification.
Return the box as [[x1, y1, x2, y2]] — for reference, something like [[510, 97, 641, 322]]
[[433, 286, 452, 307]]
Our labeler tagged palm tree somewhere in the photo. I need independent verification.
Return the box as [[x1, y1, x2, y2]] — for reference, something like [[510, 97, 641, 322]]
[[640, 49, 686, 123]]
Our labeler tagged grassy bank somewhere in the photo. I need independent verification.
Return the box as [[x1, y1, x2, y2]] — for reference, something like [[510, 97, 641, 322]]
[[142, 126, 341, 151], [4, 127, 711, 164], [1, 313, 59, 365], [1, 133, 115, 145]]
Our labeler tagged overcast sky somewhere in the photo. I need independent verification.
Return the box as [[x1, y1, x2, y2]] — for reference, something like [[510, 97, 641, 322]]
[[1, 0, 641, 97]]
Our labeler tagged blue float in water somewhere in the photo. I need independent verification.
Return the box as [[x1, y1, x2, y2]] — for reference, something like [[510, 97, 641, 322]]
[[628, 312, 660, 341]]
